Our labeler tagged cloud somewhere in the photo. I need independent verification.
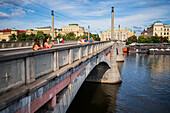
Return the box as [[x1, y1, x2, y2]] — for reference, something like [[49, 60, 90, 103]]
[[26, 9, 35, 13], [0, 0, 27, 7], [135, 1, 170, 7], [83, 0, 90, 3], [133, 26, 143, 32], [0, 19, 52, 30], [11, 8, 26, 17], [0, 12, 10, 19]]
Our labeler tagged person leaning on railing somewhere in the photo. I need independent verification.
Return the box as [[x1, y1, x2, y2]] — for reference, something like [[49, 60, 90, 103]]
[[32, 38, 43, 50], [43, 36, 55, 49], [89, 37, 94, 43], [78, 38, 89, 44]]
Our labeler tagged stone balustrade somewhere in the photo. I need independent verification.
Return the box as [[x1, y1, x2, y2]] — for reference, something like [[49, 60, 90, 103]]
[[0, 40, 77, 49], [0, 41, 111, 95]]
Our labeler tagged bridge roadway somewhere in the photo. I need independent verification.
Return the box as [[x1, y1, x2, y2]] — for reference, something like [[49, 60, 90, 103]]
[[0, 41, 125, 113], [0, 42, 78, 56]]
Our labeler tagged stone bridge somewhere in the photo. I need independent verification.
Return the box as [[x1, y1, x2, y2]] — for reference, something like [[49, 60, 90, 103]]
[[0, 41, 124, 113]]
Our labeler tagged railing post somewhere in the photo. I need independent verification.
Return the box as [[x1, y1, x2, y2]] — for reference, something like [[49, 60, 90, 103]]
[[26, 57, 35, 84], [56, 51, 59, 70], [95, 44, 97, 52], [91, 45, 93, 53], [53, 52, 57, 71], [79, 47, 82, 59], [86, 46, 89, 56], [69, 49, 73, 64]]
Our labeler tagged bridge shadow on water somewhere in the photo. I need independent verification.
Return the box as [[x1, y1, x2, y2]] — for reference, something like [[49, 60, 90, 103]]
[[67, 62, 124, 113]]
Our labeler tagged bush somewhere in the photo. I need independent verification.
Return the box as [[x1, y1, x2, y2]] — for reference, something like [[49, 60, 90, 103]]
[[1, 39, 6, 42], [126, 41, 132, 45]]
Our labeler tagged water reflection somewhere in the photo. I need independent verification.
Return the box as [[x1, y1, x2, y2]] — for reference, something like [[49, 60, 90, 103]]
[[67, 83, 121, 113], [67, 54, 170, 113]]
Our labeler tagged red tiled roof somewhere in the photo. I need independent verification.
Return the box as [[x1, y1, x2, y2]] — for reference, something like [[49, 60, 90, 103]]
[[17, 30, 26, 33], [0, 29, 26, 33], [0, 29, 12, 32]]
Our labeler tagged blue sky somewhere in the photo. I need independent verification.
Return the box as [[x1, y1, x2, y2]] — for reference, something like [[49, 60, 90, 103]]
[[0, 0, 170, 36]]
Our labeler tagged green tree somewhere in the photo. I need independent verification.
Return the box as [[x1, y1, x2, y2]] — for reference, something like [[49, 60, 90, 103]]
[[1, 39, 6, 42], [26, 33, 35, 41], [35, 31, 45, 40], [126, 41, 132, 45], [9, 34, 16, 41], [145, 36, 153, 43], [66, 32, 76, 40], [163, 37, 168, 43], [17, 33, 27, 41], [152, 35, 160, 43], [92, 34, 100, 41], [138, 36, 145, 43], [55, 33, 62, 40], [81, 35, 88, 40], [127, 35, 137, 42]]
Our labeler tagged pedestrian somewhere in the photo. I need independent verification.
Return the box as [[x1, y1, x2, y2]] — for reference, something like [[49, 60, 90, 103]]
[[43, 36, 55, 49], [89, 37, 94, 43], [60, 38, 62, 43], [57, 38, 60, 44], [61, 38, 64, 43], [84, 37, 88, 42], [78, 38, 83, 44], [32, 38, 43, 50]]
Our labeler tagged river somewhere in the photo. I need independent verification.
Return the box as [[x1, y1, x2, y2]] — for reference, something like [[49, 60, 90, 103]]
[[67, 53, 170, 113]]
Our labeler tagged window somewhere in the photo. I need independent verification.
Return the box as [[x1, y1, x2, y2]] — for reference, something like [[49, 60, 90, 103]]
[[167, 33, 169, 35], [155, 28, 156, 30], [161, 28, 162, 30], [164, 29, 166, 31], [167, 29, 169, 31], [164, 33, 166, 35], [161, 32, 162, 35]]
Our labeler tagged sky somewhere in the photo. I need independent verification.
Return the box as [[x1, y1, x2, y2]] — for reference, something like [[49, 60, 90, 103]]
[[0, 0, 170, 36]]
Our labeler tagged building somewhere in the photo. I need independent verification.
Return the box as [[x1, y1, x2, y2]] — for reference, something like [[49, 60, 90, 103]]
[[26, 24, 88, 38], [0, 28, 26, 41], [144, 21, 170, 41], [26, 26, 57, 37], [60, 24, 88, 37], [100, 28, 136, 41], [141, 29, 148, 38]]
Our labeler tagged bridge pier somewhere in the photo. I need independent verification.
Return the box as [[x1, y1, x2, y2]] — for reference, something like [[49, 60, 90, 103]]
[[116, 42, 125, 62], [101, 42, 122, 84]]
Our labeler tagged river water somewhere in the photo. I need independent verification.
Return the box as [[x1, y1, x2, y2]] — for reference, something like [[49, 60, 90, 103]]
[[67, 53, 170, 113]]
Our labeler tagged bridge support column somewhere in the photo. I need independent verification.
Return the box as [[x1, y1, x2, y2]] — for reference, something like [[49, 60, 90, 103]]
[[117, 42, 125, 62], [101, 42, 122, 84]]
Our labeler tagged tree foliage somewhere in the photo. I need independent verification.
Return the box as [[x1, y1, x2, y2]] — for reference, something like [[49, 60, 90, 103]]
[[127, 35, 137, 42], [137, 35, 168, 43], [7, 31, 53, 42], [54, 32, 100, 41], [125, 35, 169, 44], [9, 34, 16, 41]]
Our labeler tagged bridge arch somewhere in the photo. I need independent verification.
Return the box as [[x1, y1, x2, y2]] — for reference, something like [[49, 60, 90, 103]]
[[86, 62, 110, 83]]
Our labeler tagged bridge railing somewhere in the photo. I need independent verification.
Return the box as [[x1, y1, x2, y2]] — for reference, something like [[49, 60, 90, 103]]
[[0, 40, 77, 49], [0, 41, 111, 95]]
